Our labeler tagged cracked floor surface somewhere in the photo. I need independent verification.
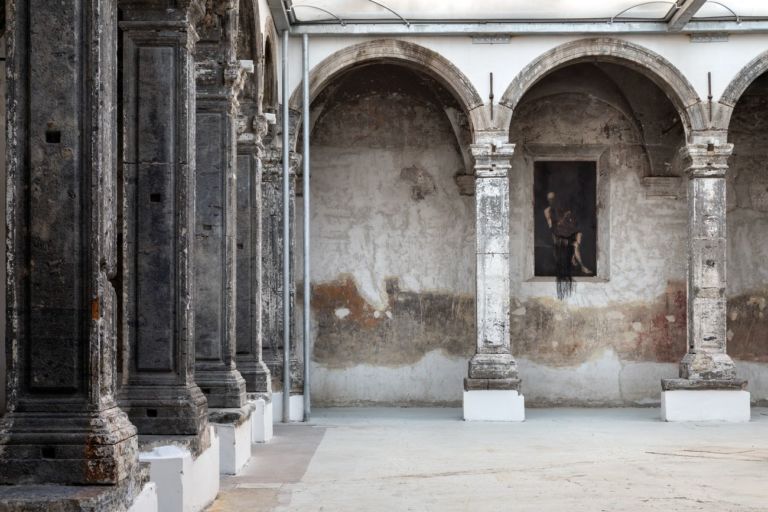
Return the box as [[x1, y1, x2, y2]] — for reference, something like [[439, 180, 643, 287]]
[[208, 407, 768, 511]]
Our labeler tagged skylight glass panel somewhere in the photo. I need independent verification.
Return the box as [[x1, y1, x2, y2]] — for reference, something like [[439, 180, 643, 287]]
[[289, 0, 677, 22]]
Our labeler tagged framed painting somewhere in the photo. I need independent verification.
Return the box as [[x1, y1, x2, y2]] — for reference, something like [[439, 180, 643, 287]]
[[533, 160, 598, 282]]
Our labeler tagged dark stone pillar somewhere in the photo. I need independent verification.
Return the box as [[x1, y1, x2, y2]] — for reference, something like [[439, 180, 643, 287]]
[[0, 0, 139, 485], [117, 0, 209, 437], [192, 2, 248, 409], [261, 144, 303, 393], [236, 109, 272, 393]]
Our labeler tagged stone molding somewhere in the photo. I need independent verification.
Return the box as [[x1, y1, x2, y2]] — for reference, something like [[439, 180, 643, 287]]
[[286, 38, 489, 143], [497, 37, 706, 137]]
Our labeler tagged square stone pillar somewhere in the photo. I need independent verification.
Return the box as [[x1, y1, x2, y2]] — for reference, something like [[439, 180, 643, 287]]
[[261, 145, 303, 394], [118, 0, 209, 436], [463, 136, 524, 421], [236, 110, 272, 394], [0, 0, 140, 485], [192, 5, 248, 409], [661, 142, 750, 422]]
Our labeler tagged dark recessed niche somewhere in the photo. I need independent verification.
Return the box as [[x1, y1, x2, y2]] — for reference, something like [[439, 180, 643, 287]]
[[150, 193, 162, 203], [203, 224, 213, 231], [146, 408, 158, 417], [41, 446, 56, 459], [45, 130, 61, 144]]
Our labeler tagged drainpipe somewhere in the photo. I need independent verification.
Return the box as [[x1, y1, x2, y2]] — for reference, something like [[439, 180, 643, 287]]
[[282, 29, 291, 423], [302, 33, 311, 422]]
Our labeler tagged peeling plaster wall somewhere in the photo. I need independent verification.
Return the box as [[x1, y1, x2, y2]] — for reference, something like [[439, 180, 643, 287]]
[[727, 71, 768, 404], [297, 60, 768, 407], [297, 64, 475, 405], [508, 64, 688, 406]]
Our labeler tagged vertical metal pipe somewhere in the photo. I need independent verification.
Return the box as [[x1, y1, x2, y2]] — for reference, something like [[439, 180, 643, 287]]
[[302, 34, 311, 422], [281, 29, 291, 423]]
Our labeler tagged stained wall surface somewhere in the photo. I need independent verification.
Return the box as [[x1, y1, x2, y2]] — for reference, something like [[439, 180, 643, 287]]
[[299, 64, 475, 405], [727, 71, 768, 403], [508, 64, 688, 406]]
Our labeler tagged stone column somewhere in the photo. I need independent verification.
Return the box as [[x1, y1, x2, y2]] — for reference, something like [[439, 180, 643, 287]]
[[192, 3, 248, 409], [261, 145, 303, 394], [236, 109, 272, 393], [0, 0, 139, 485], [118, 0, 209, 437], [463, 136, 524, 421], [661, 142, 750, 421]]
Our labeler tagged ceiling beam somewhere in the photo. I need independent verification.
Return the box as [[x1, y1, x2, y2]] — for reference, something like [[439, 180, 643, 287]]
[[288, 19, 768, 36], [268, 0, 292, 32], [668, 0, 708, 31]]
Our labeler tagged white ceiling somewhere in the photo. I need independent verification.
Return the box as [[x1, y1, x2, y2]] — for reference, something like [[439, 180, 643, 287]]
[[288, 0, 768, 23]]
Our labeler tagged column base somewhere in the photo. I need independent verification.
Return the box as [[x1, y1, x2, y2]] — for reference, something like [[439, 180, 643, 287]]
[[139, 426, 220, 512], [271, 393, 305, 423], [195, 367, 247, 409], [0, 406, 138, 485], [0, 467, 153, 511], [463, 390, 525, 422], [661, 379, 750, 422], [250, 396, 274, 443], [237, 360, 272, 395], [120, 384, 209, 436], [209, 404, 256, 475]]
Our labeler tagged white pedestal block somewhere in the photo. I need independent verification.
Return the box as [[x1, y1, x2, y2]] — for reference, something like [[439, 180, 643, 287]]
[[661, 390, 751, 422], [271, 393, 305, 422], [128, 482, 158, 512], [213, 413, 253, 475], [463, 390, 525, 421], [139, 426, 221, 512], [251, 398, 274, 443]]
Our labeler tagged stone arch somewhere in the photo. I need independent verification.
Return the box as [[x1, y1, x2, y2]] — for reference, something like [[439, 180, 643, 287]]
[[498, 38, 706, 139], [716, 50, 768, 131], [262, 17, 278, 112], [287, 39, 488, 147]]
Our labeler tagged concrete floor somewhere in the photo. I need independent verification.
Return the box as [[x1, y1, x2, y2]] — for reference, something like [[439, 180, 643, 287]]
[[209, 407, 768, 511]]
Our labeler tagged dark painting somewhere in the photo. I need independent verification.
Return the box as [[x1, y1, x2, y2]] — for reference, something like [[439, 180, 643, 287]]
[[534, 161, 597, 278]]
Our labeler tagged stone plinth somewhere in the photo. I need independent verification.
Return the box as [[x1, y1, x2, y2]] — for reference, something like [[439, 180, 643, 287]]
[[272, 393, 305, 423], [661, 378, 750, 422], [210, 404, 257, 475], [250, 396, 274, 443], [138, 427, 220, 512]]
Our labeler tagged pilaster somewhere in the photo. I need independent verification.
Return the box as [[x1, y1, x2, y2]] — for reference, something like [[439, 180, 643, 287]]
[[0, 0, 140, 485], [661, 141, 750, 421], [261, 143, 303, 394], [236, 107, 272, 393], [117, 0, 209, 437], [466, 137, 519, 387], [463, 134, 524, 421], [192, 2, 248, 409]]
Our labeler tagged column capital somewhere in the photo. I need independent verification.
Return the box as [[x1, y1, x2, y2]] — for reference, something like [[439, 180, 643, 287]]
[[470, 137, 516, 179], [679, 143, 734, 179]]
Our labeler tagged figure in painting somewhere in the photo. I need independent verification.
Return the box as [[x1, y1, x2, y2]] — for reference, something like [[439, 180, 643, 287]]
[[543, 191, 593, 299]]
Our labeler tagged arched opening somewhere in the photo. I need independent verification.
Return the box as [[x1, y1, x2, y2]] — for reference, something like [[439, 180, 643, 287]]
[[262, 34, 277, 113], [724, 69, 768, 389], [507, 60, 688, 406], [298, 62, 476, 406]]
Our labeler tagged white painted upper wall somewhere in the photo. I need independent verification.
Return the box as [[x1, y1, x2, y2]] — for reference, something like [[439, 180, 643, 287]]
[[277, 33, 768, 111]]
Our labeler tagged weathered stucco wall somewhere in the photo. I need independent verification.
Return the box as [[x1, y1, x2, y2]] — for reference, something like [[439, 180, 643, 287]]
[[299, 64, 475, 405], [727, 71, 768, 404], [298, 59, 768, 407], [508, 63, 688, 406]]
